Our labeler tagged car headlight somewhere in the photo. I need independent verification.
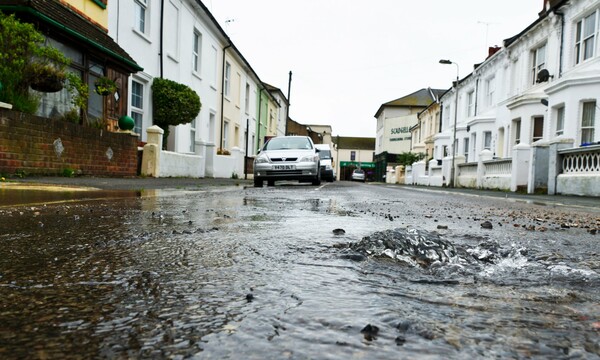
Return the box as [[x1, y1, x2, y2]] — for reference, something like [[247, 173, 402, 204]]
[[300, 155, 318, 163], [254, 154, 269, 164]]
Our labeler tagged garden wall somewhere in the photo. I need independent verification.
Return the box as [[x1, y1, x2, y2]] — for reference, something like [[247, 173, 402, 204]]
[[0, 109, 139, 177]]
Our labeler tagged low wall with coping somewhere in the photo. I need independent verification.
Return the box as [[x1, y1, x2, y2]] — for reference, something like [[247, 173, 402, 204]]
[[0, 109, 139, 177]]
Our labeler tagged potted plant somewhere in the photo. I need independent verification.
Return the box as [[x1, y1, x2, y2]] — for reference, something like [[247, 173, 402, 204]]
[[94, 76, 117, 96], [27, 62, 66, 93], [25, 45, 70, 93]]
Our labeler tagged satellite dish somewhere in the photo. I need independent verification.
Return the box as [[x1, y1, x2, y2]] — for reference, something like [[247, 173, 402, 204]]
[[536, 69, 552, 83]]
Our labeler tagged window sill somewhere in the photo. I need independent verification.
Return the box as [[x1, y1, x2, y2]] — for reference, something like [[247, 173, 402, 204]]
[[192, 71, 202, 81], [132, 28, 152, 44], [167, 53, 179, 64]]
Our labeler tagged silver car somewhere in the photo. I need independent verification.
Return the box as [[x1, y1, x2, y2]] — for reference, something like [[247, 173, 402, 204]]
[[253, 136, 321, 187], [351, 168, 366, 182]]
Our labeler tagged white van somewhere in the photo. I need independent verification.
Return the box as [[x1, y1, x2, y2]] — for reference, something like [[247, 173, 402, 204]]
[[314, 144, 335, 182]]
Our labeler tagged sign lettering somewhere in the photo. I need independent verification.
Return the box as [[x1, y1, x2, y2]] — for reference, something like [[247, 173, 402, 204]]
[[390, 127, 410, 135]]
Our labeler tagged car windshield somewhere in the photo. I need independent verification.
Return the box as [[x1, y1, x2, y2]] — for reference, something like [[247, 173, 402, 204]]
[[264, 137, 312, 151], [318, 150, 331, 159], [354, 169, 364, 174]]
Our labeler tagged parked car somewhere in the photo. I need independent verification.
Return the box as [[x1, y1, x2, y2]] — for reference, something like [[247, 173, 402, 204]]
[[351, 168, 366, 182], [314, 144, 335, 182], [253, 136, 321, 187]]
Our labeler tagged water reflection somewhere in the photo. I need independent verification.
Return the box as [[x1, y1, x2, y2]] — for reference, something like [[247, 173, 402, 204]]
[[0, 187, 142, 207]]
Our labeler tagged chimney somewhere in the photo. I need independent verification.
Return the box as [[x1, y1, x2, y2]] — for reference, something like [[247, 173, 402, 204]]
[[488, 46, 501, 59]]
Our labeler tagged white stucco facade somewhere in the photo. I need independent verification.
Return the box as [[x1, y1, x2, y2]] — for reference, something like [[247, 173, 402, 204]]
[[108, 0, 276, 178], [421, 0, 600, 196]]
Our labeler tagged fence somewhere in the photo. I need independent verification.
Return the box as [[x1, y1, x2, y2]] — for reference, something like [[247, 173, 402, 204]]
[[556, 145, 600, 196]]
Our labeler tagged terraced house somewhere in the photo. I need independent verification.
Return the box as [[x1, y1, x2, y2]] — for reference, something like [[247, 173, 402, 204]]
[[405, 0, 600, 197], [108, 0, 285, 178], [1, 0, 293, 179]]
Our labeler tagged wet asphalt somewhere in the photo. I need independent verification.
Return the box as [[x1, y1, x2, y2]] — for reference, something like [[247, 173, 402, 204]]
[[3, 176, 599, 210]]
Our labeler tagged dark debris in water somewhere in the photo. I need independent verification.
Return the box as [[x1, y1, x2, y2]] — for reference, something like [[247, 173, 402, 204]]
[[360, 324, 379, 341], [349, 228, 456, 268]]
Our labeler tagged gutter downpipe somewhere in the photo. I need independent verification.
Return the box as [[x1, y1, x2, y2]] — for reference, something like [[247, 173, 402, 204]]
[[220, 43, 232, 150], [159, 0, 164, 78]]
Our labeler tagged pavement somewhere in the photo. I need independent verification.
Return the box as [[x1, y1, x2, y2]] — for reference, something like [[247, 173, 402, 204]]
[[2, 175, 599, 211]]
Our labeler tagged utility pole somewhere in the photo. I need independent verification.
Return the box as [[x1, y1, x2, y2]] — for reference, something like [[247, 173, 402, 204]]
[[286, 71, 292, 135]]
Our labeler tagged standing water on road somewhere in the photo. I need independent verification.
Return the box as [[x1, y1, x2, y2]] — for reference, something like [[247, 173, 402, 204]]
[[0, 183, 599, 359]]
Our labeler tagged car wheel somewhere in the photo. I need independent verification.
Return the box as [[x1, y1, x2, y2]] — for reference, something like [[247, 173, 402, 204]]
[[312, 173, 321, 186], [254, 179, 263, 187], [267, 180, 275, 187]]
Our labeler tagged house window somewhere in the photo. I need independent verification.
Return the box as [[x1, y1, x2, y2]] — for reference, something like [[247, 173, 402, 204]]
[[483, 131, 492, 150], [444, 104, 451, 130], [467, 90, 475, 117], [131, 79, 144, 135], [463, 137, 470, 159], [209, 112, 216, 143], [235, 73, 241, 107], [190, 119, 196, 153], [134, 0, 148, 34], [166, 1, 179, 59], [87, 61, 104, 123], [581, 101, 596, 144], [575, 11, 597, 64], [224, 61, 231, 97], [514, 119, 522, 145], [555, 106, 565, 136], [234, 125, 240, 147], [351, 151, 356, 161], [223, 120, 229, 149], [531, 43, 546, 84], [486, 77, 496, 107], [211, 46, 218, 87], [193, 30, 202, 73], [244, 82, 250, 114], [470, 133, 476, 156], [532, 116, 544, 142]]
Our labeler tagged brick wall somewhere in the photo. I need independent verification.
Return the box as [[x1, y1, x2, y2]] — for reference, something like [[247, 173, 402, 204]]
[[0, 109, 139, 177]]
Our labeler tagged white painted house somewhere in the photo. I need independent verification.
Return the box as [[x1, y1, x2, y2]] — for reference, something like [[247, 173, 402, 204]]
[[108, 0, 271, 178], [407, 0, 600, 197]]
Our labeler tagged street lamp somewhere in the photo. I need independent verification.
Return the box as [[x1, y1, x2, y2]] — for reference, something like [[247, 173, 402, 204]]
[[439, 59, 459, 188]]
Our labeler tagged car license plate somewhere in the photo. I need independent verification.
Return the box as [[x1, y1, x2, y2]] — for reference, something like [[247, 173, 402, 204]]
[[273, 165, 296, 170]]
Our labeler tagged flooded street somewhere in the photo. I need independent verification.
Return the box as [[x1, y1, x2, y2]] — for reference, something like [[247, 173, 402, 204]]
[[1, 181, 599, 359]]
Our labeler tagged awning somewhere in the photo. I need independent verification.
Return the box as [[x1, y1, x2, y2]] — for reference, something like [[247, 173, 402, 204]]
[[340, 161, 375, 168]]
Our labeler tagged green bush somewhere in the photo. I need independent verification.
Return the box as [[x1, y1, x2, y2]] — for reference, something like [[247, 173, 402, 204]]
[[151, 77, 201, 148], [396, 152, 425, 166]]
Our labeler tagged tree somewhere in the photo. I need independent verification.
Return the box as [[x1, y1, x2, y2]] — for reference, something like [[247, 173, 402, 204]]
[[396, 152, 425, 166], [151, 77, 201, 149]]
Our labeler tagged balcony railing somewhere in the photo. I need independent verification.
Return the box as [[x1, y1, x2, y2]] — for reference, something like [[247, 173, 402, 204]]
[[560, 145, 600, 174], [483, 159, 512, 176], [457, 162, 477, 176]]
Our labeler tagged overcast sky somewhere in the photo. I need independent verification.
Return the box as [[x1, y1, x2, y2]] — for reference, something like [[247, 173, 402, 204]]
[[208, 0, 543, 137]]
